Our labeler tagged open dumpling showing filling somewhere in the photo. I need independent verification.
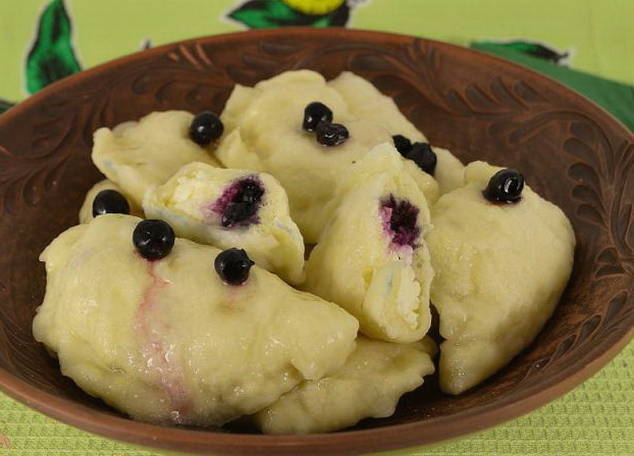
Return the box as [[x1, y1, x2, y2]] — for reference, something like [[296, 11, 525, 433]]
[[32, 215, 358, 426], [304, 144, 434, 343], [92, 111, 220, 206], [143, 162, 305, 284], [254, 336, 436, 434], [216, 70, 460, 242], [428, 161, 575, 394]]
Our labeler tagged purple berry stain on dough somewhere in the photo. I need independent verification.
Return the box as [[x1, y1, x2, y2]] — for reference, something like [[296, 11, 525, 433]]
[[380, 195, 421, 250], [135, 262, 191, 423], [211, 176, 265, 228]]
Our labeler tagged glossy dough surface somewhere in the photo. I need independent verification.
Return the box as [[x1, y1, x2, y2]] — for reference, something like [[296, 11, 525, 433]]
[[143, 162, 305, 284], [92, 111, 220, 206], [428, 161, 576, 394], [32, 215, 358, 426], [255, 337, 436, 434], [304, 144, 433, 343]]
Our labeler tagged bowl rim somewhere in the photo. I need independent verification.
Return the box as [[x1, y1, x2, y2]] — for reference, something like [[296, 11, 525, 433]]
[[0, 27, 632, 455]]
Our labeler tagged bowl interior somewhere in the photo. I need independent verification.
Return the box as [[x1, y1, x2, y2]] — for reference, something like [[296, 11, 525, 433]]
[[0, 28, 632, 454]]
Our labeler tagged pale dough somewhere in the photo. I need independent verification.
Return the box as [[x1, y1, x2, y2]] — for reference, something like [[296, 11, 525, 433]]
[[32, 215, 358, 426], [255, 336, 436, 434], [427, 161, 575, 394], [92, 111, 220, 206], [304, 144, 433, 343], [329, 71, 463, 195]]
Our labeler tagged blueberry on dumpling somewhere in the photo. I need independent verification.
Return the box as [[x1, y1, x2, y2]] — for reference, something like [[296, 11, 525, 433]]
[[189, 111, 224, 146], [32, 214, 358, 427], [427, 161, 575, 394], [78, 179, 142, 224]]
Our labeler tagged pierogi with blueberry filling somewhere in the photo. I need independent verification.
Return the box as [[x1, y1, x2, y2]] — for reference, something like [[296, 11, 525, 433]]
[[254, 336, 436, 434], [35, 67, 579, 435], [143, 162, 305, 284], [216, 70, 461, 242], [428, 161, 575, 394], [92, 111, 221, 206], [32, 214, 358, 426], [304, 144, 433, 343]]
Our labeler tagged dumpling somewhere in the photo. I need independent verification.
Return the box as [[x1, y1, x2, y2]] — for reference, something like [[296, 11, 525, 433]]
[[304, 144, 433, 343], [32, 214, 358, 426], [78, 179, 142, 224], [327, 71, 427, 144], [329, 71, 464, 195], [143, 162, 305, 284], [427, 161, 575, 394], [254, 337, 436, 434], [216, 70, 458, 242], [430, 147, 464, 195], [92, 111, 220, 206]]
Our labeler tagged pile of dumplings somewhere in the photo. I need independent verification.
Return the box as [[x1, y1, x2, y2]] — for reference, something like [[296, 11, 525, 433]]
[[33, 71, 575, 434]]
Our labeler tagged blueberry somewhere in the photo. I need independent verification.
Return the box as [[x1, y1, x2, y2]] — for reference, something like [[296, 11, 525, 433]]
[[392, 135, 412, 157], [189, 111, 224, 146], [218, 178, 265, 228], [214, 248, 255, 285], [316, 121, 349, 147], [483, 168, 524, 203], [92, 189, 130, 217], [222, 202, 252, 228], [380, 195, 420, 248], [238, 181, 265, 205], [133, 219, 175, 261], [407, 142, 437, 175], [303, 102, 333, 132]]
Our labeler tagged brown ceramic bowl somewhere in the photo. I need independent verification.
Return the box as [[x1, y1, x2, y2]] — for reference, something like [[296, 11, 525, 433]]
[[0, 28, 632, 455]]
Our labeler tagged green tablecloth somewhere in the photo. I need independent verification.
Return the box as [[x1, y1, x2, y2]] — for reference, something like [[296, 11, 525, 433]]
[[0, 1, 632, 454]]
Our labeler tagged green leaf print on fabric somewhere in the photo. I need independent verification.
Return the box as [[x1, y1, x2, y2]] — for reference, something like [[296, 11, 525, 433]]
[[25, 0, 81, 94], [474, 40, 569, 64], [228, 0, 350, 29]]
